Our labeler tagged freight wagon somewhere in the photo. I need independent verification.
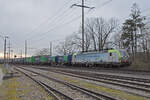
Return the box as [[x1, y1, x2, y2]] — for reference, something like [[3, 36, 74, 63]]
[[1, 49, 131, 67]]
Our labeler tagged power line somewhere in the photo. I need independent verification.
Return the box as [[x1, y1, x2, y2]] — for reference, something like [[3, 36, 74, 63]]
[[28, 0, 112, 48], [97, 0, 112, 9], [25, 0, 74, 40], [28, 10, 92, 48], [26, 0, 150, 54], [0, 1, 77, 55], [1, 1, 114, 55], [71, 0, 95, 52], [28, 6, 93, 44], [33, 0, 111, 40], [5, 0, 114, 55], [88, 0, 113, 16], [27, 8, 77, 41], [19, 0, 111, 48]]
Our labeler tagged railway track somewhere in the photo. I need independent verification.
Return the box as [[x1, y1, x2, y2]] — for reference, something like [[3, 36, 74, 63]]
[[15, 68, 74, 100], [52, 65, 150, 75], [32, 66, 150, 82], [16, 66, 120, 100], [21, 65, 150, 98], [51, 70, 150, 93], [50, 68, 150, 83], [21, 65, 150, 75]]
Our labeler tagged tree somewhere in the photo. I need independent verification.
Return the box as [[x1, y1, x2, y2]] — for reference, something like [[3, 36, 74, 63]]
[[85, 17, 118, 51], [139, 21, 150, 59], [112, 28, 124, 49], [121, 3, 146, 55], [55, 35, 80, 55], [121, 19, 135, 53], [71, 26, 91, 52], [55, 17, 118, 55]]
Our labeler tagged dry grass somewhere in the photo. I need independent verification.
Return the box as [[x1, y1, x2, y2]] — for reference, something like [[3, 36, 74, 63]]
[[0, 77, 22, 100]]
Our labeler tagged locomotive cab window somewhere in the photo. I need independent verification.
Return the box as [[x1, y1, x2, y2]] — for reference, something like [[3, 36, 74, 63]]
[[109, 53, 112, 56]]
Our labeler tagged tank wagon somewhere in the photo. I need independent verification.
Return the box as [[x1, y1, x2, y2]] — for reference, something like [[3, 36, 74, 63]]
[[1, 49, 131, 67]]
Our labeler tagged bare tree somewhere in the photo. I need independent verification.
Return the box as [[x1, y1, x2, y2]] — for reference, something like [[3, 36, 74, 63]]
[[139, 22, 150, 52], [55, 35, 80, 55], [55, 17, 118, 55], [69, 28, 91, 52], [86, 17, 118, 51], [112, 29, 124, 49], [86, 19, 97, 51]]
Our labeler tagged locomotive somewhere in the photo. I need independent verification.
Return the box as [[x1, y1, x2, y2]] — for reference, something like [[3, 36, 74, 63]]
[[0, 49, 131, 67]]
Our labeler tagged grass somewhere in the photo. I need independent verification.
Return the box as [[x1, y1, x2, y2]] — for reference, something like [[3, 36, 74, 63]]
[[0, 77, 22, 100]]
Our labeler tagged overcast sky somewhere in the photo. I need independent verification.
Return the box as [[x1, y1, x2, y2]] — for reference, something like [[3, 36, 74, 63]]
[[0, 0, 150, 57]]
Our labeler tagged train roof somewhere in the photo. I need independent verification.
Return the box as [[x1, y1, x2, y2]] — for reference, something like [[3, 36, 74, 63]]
[[73, 49, 128, 55]]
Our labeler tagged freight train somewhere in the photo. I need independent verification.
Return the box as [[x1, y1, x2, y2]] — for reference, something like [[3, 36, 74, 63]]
[[0, 49, 131, 67]]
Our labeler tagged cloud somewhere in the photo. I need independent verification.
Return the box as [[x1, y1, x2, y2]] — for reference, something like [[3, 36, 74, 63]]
[[0, 0, 149, 55]]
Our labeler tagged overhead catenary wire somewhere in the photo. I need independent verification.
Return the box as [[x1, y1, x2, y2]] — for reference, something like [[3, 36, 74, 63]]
[[25, 0, 75, 40], [23, 0, 113, 46], [9, 1, 150, 56], [31, 0, 113, 42], [8, 0, 78, 55], [27, 7, 77, 41], [28, 0, 114, 48], [26, 8, 74, 40]]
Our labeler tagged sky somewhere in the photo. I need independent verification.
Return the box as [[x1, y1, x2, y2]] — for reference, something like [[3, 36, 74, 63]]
[[0, 0, 150, 57]]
